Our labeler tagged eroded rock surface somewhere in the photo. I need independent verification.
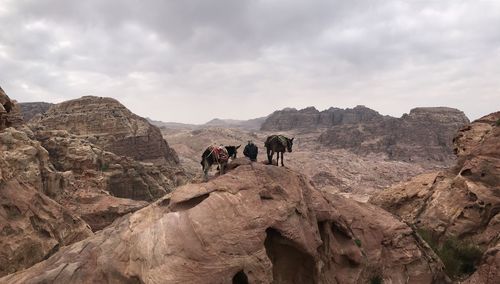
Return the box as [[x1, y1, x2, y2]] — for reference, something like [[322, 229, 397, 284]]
[[0, 128, 93, 277], [261, 105, 382, 131], [19, 102, 53, 121], [318, 107, 469, 163], [0, 87, 23, 130], [1, 159, 448, 283], [31, 96, 179, 165], [371, 111, 500, 282]]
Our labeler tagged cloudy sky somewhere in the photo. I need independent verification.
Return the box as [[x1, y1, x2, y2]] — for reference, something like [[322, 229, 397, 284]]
[[0, 0, 499, 123]]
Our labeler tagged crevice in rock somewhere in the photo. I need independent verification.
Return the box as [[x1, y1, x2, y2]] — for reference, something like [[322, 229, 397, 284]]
[[232, 270, 249, 284], [264, 227, 315, 284], [170, 193, 210, 212]]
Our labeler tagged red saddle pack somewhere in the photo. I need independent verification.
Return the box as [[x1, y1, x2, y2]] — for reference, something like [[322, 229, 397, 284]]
[[210, 145, 229, 163]]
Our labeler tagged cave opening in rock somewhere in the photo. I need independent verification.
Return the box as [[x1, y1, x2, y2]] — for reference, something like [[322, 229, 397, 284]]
[[232, 270, 249, 284], [264, 228, 315, 284]]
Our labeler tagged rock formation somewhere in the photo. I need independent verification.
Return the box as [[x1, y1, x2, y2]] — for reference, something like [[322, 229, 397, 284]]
[[0, 93, 188, 276], [1, 159, 448, 283], [318, 107, 469, 163], [31, 96, 179, 165], [261, 105, 383, 131], [19, 102, 53, 121], [0, 87, 23, 130], [371, 111, 500, 282], [0, 127, 93, 277]]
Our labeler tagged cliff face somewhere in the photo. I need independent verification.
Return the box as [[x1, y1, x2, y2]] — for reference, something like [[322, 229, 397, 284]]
[[31, 96, 179, 165], [0, 127, 93, 277], [0, 159, 448, 283], [260, 105, 382, 131], [371, 111, 500, 282], [19, 102, 53, 121], [0, 87, 23, 130], [318, 107, 469, 163], [0, 93, 188, 276]]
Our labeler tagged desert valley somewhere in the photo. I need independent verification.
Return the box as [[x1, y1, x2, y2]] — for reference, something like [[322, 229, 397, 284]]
[[1, 86, 499, 283]]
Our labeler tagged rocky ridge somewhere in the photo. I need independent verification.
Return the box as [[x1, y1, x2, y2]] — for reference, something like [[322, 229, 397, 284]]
[[371, 111, 500, 282], [31, 96, 179, 165], [1, 159, 448, 283], [0, 91, 185, 276], [0, 87, 23, 130], [262, 106, 469, 163], [19, 102, 54, 121], [319, 107, 469, 163]]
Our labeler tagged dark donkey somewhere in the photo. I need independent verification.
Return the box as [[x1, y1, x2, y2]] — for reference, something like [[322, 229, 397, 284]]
[[265, 135, 294, 166], [201, 145, 240, 181]]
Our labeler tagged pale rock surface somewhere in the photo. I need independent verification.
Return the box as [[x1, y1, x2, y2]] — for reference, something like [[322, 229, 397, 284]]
[[1, 159, 448, 283]]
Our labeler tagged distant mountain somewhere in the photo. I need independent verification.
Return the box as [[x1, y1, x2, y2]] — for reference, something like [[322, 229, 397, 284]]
[[262, 105, 470, 164], [18, 102, 54, 121], [147, 118, 198, 130], [204, 117, 267, 130], [148, 116, 267, 130]]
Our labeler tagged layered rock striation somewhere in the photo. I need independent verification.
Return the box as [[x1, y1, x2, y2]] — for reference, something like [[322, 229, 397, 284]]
[[261, 105, 382, 131], [1, 159, 448, 283], [319, 107, 469, 163], [31, 96, 179, 165]]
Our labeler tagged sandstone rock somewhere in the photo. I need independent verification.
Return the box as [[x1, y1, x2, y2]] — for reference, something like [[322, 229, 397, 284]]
[[0, 179, 93, 277], [19, 102, 53, 121], [261, 105, 382, 131], [1, 159, 447, 283], [30, 129, 181, 230], [319, 107, 469, 163], [0, 128, 93, 276], [31, 96, 180, 165], [0, 87, 23, 130], [370, 111, 500, 281]]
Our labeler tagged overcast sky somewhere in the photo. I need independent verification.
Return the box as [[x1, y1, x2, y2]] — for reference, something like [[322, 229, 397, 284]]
[[0, 0, 499, 123]]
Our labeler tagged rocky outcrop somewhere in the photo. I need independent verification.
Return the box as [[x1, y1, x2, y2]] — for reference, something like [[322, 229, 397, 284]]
[[319, 107, 469, 163], [30, 128, 184, 230], [31, 96, 180, 165], [0, 87, 23, 130], [1, 159, 448, 283], [370, 111, 500, 281], [261, 105, 382, 131], [0, 128, 93, 277], [19, 102, 53, 121]]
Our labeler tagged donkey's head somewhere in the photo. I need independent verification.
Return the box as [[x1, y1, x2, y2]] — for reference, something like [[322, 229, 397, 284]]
[[225, 145, 241, 159], [286, 137, 294, 152]]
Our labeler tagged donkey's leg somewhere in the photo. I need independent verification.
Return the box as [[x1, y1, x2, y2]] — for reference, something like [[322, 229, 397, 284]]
[[281, 152, 285, 166], [203, 160, 210, 181], [220, 163, 225, 175], [267, 148, 272, 164]]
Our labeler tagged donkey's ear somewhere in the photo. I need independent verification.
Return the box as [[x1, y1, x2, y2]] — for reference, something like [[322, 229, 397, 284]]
[[236, 145, 241, 149], [291, 137, 294, 142]]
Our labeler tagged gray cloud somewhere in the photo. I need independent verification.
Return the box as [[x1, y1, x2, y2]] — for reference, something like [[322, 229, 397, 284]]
[[0, 0, 499, 123]]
